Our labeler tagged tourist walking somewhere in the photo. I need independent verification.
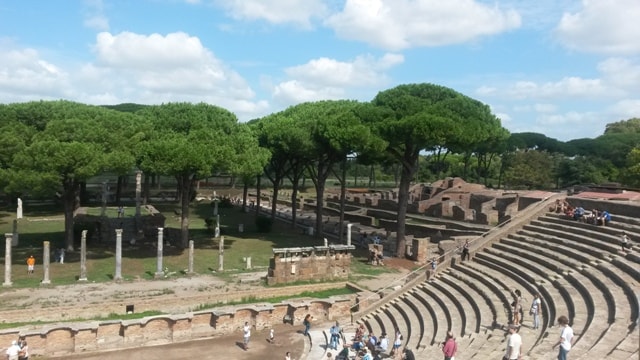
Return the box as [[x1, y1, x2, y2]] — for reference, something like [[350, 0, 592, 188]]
[[302, 314, 312, 336], [530, 293, 542, 330], [284, 351, 292, 360], [17, 338, 28, 360], [461, 240, 470, 261], [329, 321, 341, 350], [512, 289, 522, 326], [504, 324, 522, 360], [5, 340, 20, 360], [441, 331, 457, 360], [242, 321, 251, 350], [621, 232, 632, 251], [552, 315, 574, 360], [26, 256, 35, 275], [390, 328, 403, 357]]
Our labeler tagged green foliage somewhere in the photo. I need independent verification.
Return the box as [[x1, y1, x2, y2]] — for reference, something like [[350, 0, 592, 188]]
[[255, 215, 274, 233], [504, 150, 555, 189]]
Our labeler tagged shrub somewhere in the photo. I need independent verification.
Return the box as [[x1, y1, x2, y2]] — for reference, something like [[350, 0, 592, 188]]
[[255, 216, 273, 233]]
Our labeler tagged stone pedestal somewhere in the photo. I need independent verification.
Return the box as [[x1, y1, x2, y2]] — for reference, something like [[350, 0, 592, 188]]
[[42, 241, 51, 285], [218, 236, 224, 271], [115, 229, 123, 281], [155, 228, 164, 279], [135, 170, 142, 217], [3, 234, 13, 286], [79, 230, 88, 282], [188, 240, 194, 274]]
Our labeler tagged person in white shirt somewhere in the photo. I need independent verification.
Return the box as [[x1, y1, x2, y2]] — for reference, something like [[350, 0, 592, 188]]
[[242, 322, 251, 350], [530, 293, 542, 330], [505, 324, 522, 360], [552, 315, 574, 360], [5, 340, 20, 360], [376, 332, 389, 354]]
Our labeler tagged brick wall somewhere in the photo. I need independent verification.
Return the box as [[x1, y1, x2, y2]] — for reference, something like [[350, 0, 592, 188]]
[[1, 297, 356, 357]]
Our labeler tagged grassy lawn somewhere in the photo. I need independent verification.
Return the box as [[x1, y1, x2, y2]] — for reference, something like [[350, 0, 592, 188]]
[[0, 198, 393, 288]]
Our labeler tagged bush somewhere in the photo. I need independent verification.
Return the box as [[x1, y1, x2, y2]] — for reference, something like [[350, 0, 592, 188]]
[[255, 216, 273, 233]]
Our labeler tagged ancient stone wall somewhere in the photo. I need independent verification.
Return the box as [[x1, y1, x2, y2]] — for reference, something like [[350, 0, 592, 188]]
[[267, 245, 355, 285], [0, 298, 354, 358]]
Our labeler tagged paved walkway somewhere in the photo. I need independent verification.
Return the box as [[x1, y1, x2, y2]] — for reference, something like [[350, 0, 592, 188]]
[[51, 323, 306, 360]]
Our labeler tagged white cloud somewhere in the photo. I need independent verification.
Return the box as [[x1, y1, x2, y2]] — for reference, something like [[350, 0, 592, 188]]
[[534, 103, 557, 113], [0, 32, 270, 121], [508, 77, 613, 100], [272, 53, 404, 104], [215, 0, 327, 28], [597, 58, 640, 92], [83, 0, 109, 31], [0, 47, 72, 101], [325, 0, 521, 51], [556, 0, 640, 55], [609, 99, 640, 119]]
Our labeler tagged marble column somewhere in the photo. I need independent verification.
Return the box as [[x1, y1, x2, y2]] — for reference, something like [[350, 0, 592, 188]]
[[347, 223, 353, 246], [155, 228, 164, 278], [115, 229, 123, 281], [188, 240, 195, 274], [3, 234, 12, 286], [42, 241, 51, 285], [215, 214, 220, 238], [79, 230, 88, 282], [218, 236, 224, 271], [135, 170, 142, 217]]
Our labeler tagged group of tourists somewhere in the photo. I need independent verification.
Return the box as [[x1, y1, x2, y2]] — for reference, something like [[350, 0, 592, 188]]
[[4, 338, 29, 360], [556, 200, 612, 226]]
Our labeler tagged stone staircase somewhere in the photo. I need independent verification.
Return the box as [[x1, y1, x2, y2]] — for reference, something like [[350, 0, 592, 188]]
[[356, 208, 640, 360]]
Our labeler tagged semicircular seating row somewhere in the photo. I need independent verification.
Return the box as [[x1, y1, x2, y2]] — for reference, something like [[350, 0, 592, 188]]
[[358, 211, 640, 360]]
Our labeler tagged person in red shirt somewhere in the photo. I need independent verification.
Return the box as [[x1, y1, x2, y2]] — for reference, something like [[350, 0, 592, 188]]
[[442, 331, 457, 360]]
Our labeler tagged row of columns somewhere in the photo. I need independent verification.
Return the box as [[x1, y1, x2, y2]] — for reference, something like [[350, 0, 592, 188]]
[[2, 228, 197, 286]]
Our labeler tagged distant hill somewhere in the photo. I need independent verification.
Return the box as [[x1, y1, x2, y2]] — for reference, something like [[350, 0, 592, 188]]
[[101, 103, 150, 113]]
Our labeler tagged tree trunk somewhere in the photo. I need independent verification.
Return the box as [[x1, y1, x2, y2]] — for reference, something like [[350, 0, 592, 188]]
[[255, 174, 261, 222], [270, 177, 282, 220], [395, 153, 419, 258], [63, 178, 77, 251], [242, 181, 249, 212], [313, 162, 330, 239], [339, 159, 347, 243], [179, 173, 193, 249], [143, 173, 150, 205], [116, 175, 124, 204]]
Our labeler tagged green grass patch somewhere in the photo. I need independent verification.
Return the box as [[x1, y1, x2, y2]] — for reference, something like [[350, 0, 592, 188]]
[[0, 310, 165, 330], [193, 286, 357, 311]]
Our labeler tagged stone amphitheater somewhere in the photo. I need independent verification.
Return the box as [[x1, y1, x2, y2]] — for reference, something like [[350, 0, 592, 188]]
[[312, 182, 639, 360]]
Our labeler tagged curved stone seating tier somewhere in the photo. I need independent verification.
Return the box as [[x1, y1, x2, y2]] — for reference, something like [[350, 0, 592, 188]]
[[516, 227, 640, 286], [399, 295, 428, 351], [449, 263, 512, 328], [511, 228, 640, 335], [479, 247, 593, 332], [489, 240, 631, 359], [514, 228, 640, 328], [437, 274, 485, 334], [384, 301, 412, 348], [429, 278, 478, 337], [535, 215, 640, 279], [417, 285, 457, 342], [544, 212, 640, 239], [409, 289, 448, 347]]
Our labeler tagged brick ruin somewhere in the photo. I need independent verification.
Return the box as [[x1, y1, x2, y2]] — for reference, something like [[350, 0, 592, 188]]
[[267, 245, 355, 285]]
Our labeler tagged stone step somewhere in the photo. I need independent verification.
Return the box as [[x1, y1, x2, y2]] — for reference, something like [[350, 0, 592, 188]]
[[398, 294, 429, 351], [407, 289, 444, 348], [510, 231, 640, 328], [450, 263, 511, 329]]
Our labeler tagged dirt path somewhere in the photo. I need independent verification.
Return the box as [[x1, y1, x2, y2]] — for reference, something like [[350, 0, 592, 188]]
[[0, 258, 413, 325]]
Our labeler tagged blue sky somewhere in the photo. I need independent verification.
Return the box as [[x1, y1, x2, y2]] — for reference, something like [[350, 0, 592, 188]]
[[0, 0, 639, 141]]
